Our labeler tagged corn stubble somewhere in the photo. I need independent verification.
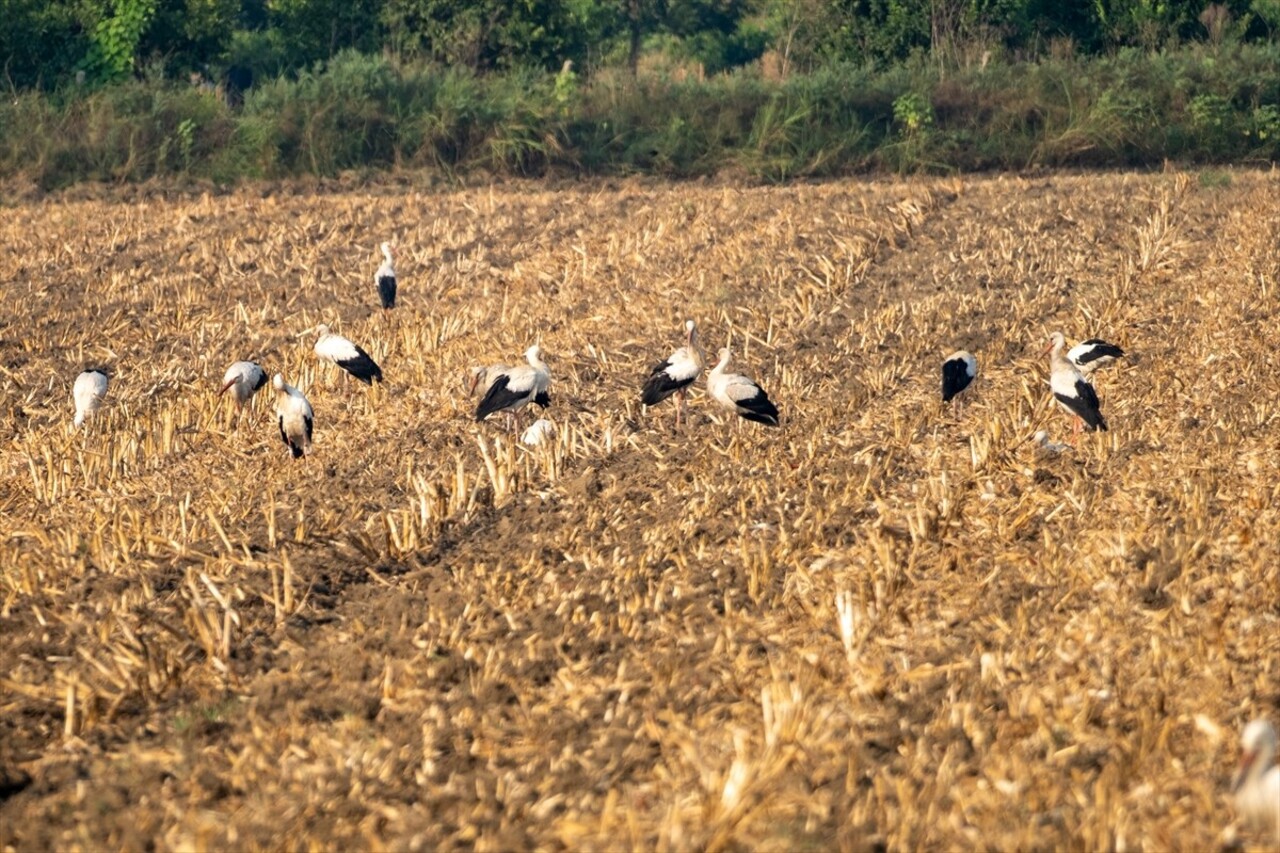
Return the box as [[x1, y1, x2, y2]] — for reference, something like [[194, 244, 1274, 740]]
[[1, 173, 1278, 850]]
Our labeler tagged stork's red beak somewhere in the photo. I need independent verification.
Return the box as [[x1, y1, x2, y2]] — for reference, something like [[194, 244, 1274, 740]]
[[219, 378, 236, 396], [1231, 749, 1257, 793]]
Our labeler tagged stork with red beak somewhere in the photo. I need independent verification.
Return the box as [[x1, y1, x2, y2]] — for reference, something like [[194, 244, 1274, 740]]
[[641, 319, 705, 428], [219, 361, 267, 412], [1232, 719, 1280, 842], [1047, 332, 1106, 440], [375, 242, 397, 310], [273, 374, 314, 460]]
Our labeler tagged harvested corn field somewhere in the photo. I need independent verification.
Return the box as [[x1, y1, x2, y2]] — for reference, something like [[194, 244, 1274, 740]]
[[2, 171, 1279, 850]]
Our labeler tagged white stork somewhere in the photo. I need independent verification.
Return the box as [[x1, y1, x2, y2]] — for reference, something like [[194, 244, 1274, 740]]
[[315, 324, 383, 385], [1067, 338, 1125, 376], [375, 242, 397, 310], [219, 361, 267, 411], [707, 347, 779, 427], [940, 350, 977, 411], [1232, 719, 1280, 842], [73, 368, 109, 428], [272, 374, 314, 459], [641, 319, 705, 427], [475, 345, 551, 423], [1047, 332, 1107, 438]]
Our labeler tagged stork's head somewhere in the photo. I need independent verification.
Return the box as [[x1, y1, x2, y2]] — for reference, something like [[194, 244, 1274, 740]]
[[272, 373, 286, 392], [464, 366, 485, 396], [525, 345, 543, 365], [381, 241, 396, 259], [1045, 331, 1066, 355], [316, 324, 330, 337], [1233, 719, 1278, 792]]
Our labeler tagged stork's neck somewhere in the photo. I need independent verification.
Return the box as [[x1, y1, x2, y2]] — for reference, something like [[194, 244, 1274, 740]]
[[1049, 339, 1071, 371]]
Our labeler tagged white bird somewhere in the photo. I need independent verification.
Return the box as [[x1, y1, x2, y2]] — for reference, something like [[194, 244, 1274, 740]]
[[475, 345, 551, 423], [375, 242, 397, 310], [641, 319, 705, 427], [1232, 719, 1280, 842], [521, 418, 556, 447], [219, 361, 267, 411], [1067, 337, 1125, 376], [315, 324, 383, 385], [940, 350, 977, 410], [1047, 332, 1106, 438], [1032, 429, 1070, 453], [707, 347, 779, 427], [272, 374, 314, 459], [73, 368, 109, 428]]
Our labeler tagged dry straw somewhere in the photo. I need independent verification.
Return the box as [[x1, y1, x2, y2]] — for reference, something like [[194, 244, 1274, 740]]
[[1, 172, 1278, 849]]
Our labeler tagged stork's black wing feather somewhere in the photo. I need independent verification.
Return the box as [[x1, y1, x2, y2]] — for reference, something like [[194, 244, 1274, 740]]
[[476, 375, 530, 421], [941, 358, 974, 402], [377, 274, 397, 309], [641, 360, 693, 406], [337, 346, 383, 385]]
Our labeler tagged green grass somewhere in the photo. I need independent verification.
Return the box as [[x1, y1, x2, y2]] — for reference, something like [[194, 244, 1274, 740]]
[[1, 43, 1278, 190]]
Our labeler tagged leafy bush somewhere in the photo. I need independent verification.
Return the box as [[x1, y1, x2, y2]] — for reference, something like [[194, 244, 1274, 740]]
[[0, 43, 1276, 189]]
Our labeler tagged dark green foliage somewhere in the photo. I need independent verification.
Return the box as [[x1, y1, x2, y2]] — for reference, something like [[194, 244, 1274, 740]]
[[0, 45, 1276, 190]]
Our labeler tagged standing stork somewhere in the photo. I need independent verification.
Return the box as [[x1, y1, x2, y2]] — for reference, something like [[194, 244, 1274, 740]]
[[707, 347, 779, 427], [219, 361, 267, 412], [940, 350, 977, 413], [641, 319, 705, 428], [314, 324, 383, 385], [273, 374, 314, 459], [1067, 337, 1125, 377], [1232, 719, 1280, 842], [1047, 332, 1107, 439], [475, 345, 551, 424], [73, 368, 109, 428], [375, 242, 397, 310]]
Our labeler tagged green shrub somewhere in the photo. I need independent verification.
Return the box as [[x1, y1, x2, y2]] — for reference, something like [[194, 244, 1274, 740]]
[[0, 43, 1277, 189]]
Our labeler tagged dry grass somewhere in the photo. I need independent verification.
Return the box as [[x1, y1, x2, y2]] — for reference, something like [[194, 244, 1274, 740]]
[[1, 171, 1279, 851]]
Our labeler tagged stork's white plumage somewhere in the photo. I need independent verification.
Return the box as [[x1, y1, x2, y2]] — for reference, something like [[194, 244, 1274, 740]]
[[940, 350, 977, 406], [1048, 332, 1106, 437], [375, 242, 397, 310], [315, 324, 383, 385], [521, 418, 556, 447], [73, 368, 109, 428], [641, 319, 705, 427], [475, 345, 551, 423], [273, 374, 314, 459], [465, 363, 512, 398], [219, 361, 267, 410], [1067, 337, 1125, 376], [1232, 719, 1280, 842], [707, 347, 779, 427]]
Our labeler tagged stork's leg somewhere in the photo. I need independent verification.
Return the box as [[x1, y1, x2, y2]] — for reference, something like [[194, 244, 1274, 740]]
[[676, 389, 685, 429]]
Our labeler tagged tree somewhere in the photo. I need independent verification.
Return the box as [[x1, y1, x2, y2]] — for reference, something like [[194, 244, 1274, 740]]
[[0, 0, 86, 88], [381, 0, 595, 71]]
